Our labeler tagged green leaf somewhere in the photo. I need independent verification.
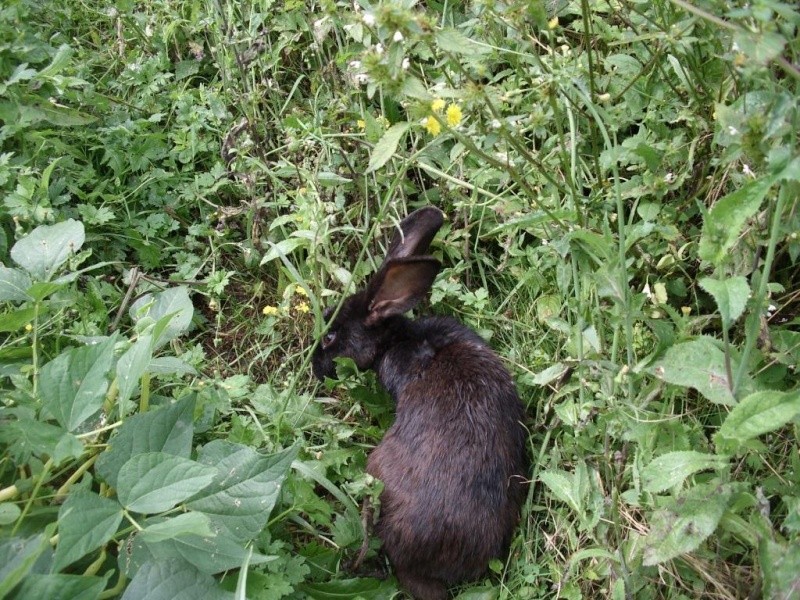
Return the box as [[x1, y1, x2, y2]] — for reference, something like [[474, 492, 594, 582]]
[[53, 491, 124, 572], [260, 238, 307, 265], [13, 574, 107, 600], [141, 513, 214, 544], [760, 538, 800, 600], [130, 287, 193, 349], [0, 534, 51, 597], [365, 122, 409, 173], [715, 390, 800, 447], [435, 29, 488, 55], [187, 442, 299, 541], [35, 44, 74, 79], [641, 451, 729, 493], [698, 176, 777, 266], [117, 453, 216, 514], [732, 30, 786, 65], [0, 306, 37, 332], [643, 482, 733, 565], [128, 533, 274, 576], [539, 470, 582, 514], [0, 417, 64, 462], [0, 266, 32, 302], [652, 337, 735, 405], [0, 503, 21, 525], [699, 276, 750, 326], [299, 577, 397, 600], [116, 335, 154, 409], [39, 335, 117, 432], [10, 219, 85, 280], [95, 396, 195, 488], [122, 558, 234, 600]]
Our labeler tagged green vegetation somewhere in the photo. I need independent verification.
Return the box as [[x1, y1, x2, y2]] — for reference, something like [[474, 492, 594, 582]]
[[1, 0, 798, 597]]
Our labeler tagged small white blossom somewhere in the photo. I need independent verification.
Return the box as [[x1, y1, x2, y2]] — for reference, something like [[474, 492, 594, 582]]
[[491, 119, 501, 129], [374, 43, 384, 55], [352, 1, 360, 12], [363, 13, 375, 25], [355, 73, 369, 85], [393, 31, 404, 42], [643, 282, 652, 299], [742, 164, 755, 178], [732, 41, 740, 52], [664, 172, 675, 184], [402, 57, 410, 69], [768, 304, 777, 314], [728, 126, 739, 135], [349, 60, 362, 69]]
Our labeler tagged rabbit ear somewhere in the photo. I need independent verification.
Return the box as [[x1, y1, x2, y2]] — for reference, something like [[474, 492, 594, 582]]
[[385, 207, 444, 261], [365, 257, 440, 325]]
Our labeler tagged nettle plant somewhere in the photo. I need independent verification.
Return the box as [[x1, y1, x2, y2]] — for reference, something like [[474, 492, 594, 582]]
[[0, 221, 296, 599]]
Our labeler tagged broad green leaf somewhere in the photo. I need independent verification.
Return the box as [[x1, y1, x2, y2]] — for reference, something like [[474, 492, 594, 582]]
[[299, 577, 397, 600], [0, 306, 37, 332], [715, 390, 800, 447], [0, 266, 32, 302], [122, 558, 234, 600], [129, 287, 193, 348], [14, 574, 107, 600], [0, 417, 64, 462], [539, 470, 581, 513], [698, 176, 777, 266], [366, 122, 409, 173], [0, 534, 51, 597], [10, 219, 85, 280], [641, 451, 728, 493], [148, 357, 197, 376], [435, 29, 488, 55], [117, 453, 216, 514], [141, 513, 214, 544], [0, 503, 21, 525], [53, 491, 124, 572], [732, 30, 786, 65], [34, 44, 73, 79], [116, 335, 154, 409], [643, 482, 733, 565], [652, 337, 735, 405], [95, 396, 195, 488], [260, 238, 307, 265], [760, 538, 800, 600], [187, 442, 299, 541], [39, 335, 117, 431], [127, 532, 274, 576], [699, 276, 750, 326]]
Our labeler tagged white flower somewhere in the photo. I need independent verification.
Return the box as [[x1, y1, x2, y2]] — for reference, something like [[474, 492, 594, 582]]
[[355, 73, 369, 85], [393, 31, 404, 42], [664, 172, 675, 184], [363, 13, 375, 25], [728, 126, 739, 135], [491, 119, 501, 129], [375, 43, 384, 55], [742, 164, 755, 178], [402, 57, 410, 70], [349, 60, 362, 69], [352, 1, 360, 12]]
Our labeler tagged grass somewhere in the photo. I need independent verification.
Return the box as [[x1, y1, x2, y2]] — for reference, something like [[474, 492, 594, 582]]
[[1, 0, 799, 598]]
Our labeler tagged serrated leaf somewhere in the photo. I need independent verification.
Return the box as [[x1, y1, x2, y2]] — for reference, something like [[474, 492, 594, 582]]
[[187, 442, 298, 541], [366, 122, 409, 173], [39, 335, 117, 431], [435, 29, 488, 55], [35, 44, 74, 79], [643, 482, 733, 565], [0, 417, 64, 462], [641, 451, 728, 494], [698, 176, 777, 266], [95, 396, 195, 488], [141, 513, 214, 544], [539, 470, 581, 513], [260, 238, 307, 265], [531, 363, 569, 386], [715, 390, 800, 447], [13, 574, 107, 600], [53, 491, 123, 572], [10, 219, 85, 280], [122, 558, 234, 600], [117, 453, 216, 514], [699, 276, 750, 326], [652, 337, 735, 405], [0, 266, 32, 301]]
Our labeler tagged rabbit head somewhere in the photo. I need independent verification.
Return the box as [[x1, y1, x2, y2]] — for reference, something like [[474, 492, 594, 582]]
[[312, 206, 444, 381]]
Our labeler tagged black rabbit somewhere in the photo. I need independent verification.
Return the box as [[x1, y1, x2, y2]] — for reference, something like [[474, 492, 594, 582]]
[[312, 206, 528, 600]]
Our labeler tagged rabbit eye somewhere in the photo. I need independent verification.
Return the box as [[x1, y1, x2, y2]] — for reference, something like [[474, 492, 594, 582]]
[[322, 331, 337, 349]]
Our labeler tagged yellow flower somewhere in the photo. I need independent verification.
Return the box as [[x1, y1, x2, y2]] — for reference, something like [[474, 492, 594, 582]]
[[548, 16, 559, 29], [431, 98, 445, 113], [295, 284, 308, 297], [376, 115, 390, 128], [446, 104, 462, 127], [262, 305, 280, 316], [424, 117, 441, 136], [25, 323, 33, 332], [295, 301, 310, 314], [357, 119, 366, 130], [680, 306, 691, 317]]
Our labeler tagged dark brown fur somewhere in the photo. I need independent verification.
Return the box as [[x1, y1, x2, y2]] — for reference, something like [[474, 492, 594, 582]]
[[312, 207, 528, 600]]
